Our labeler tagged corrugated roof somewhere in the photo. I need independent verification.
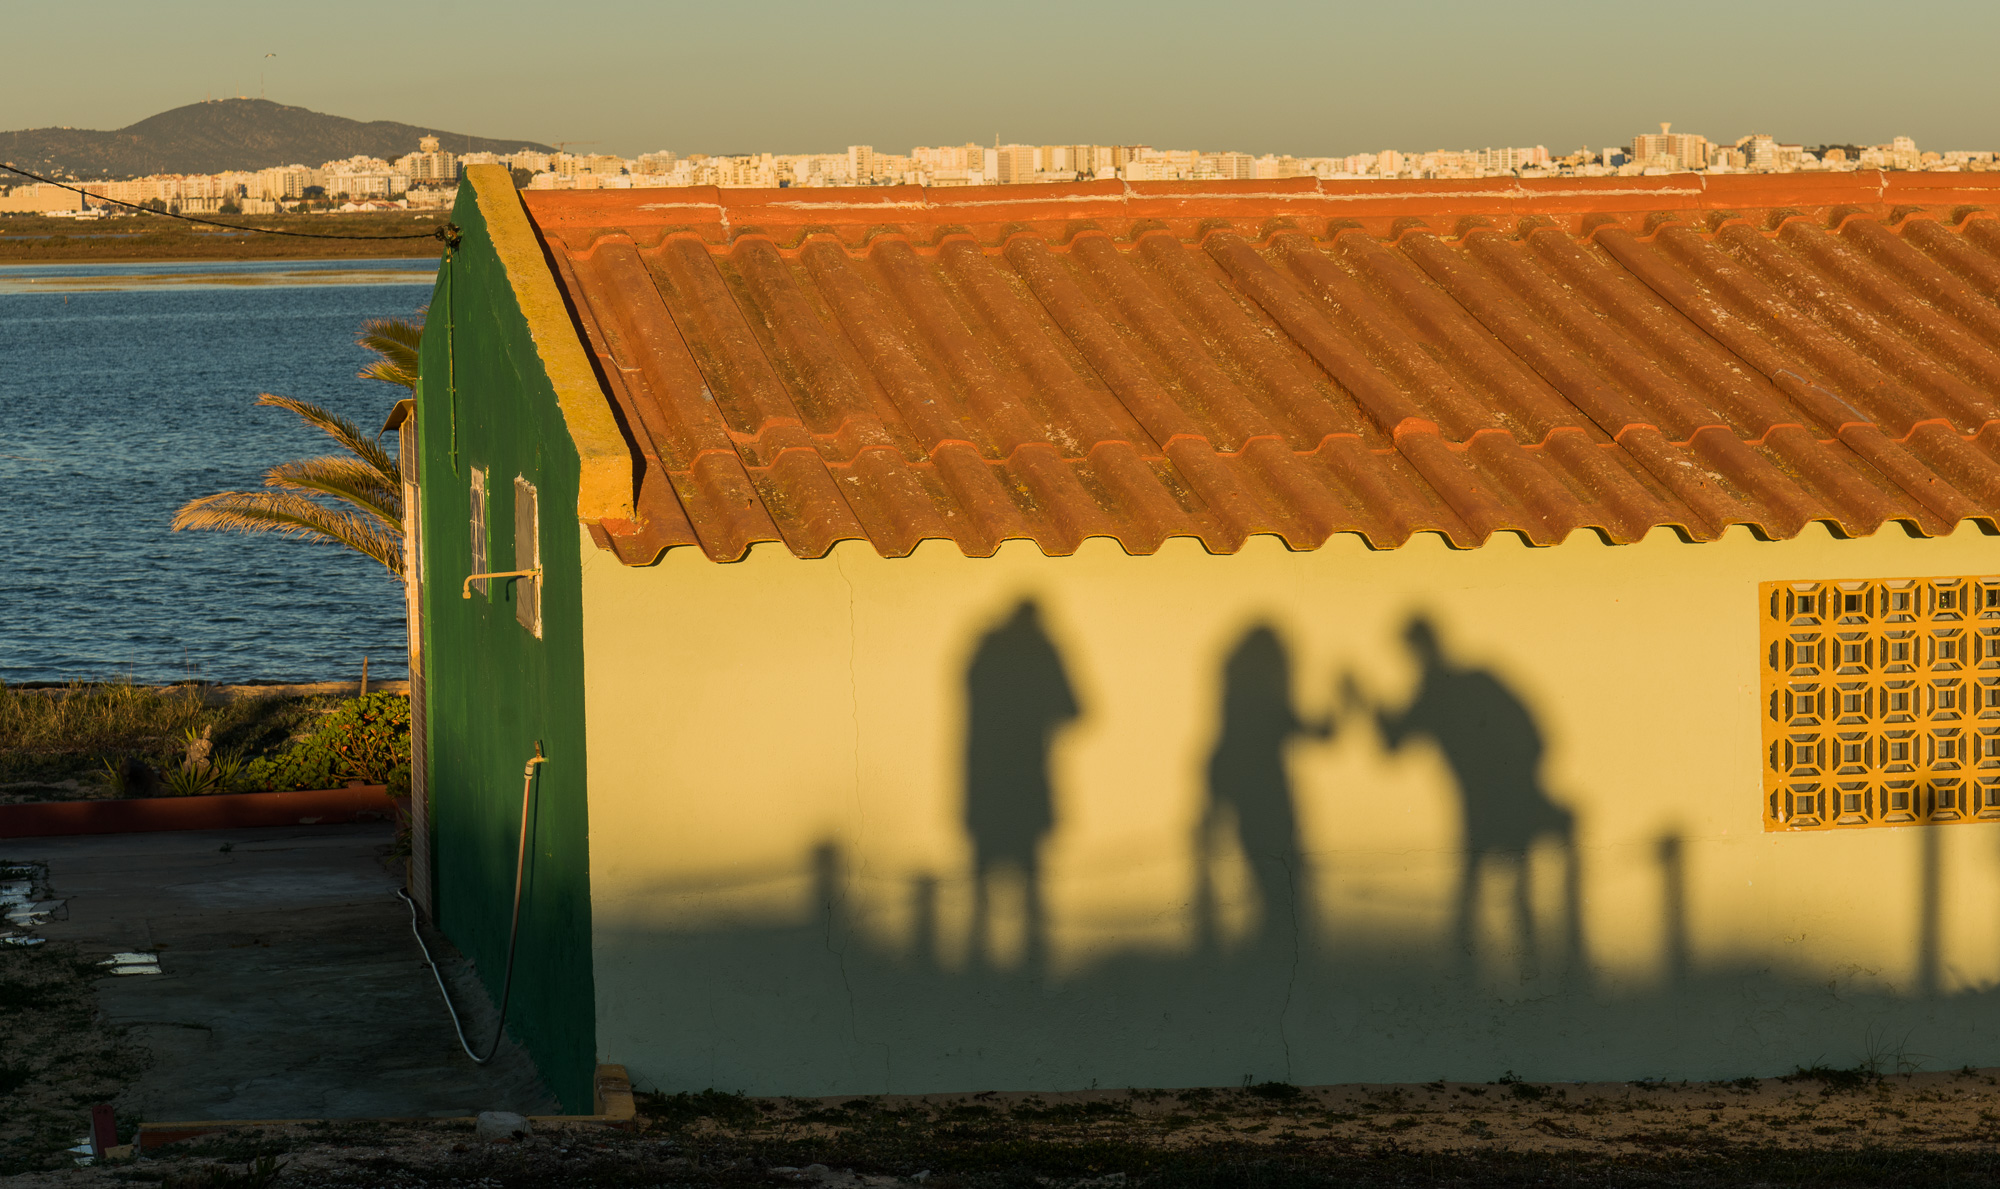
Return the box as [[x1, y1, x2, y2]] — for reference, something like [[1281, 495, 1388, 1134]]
[[518, 171, 2000, 564]]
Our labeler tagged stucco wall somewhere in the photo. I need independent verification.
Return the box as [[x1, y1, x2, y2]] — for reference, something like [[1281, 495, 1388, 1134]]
[[580, 522, 2000, 1095]]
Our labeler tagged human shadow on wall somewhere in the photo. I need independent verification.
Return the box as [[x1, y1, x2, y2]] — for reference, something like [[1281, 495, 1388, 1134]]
[[1362, 614, 1585, 983], [1657, 833, 1689, 988], [606, 604, 2000, 1096], [1195, 625, 1331, 955], [962, 599, 1080, 974]]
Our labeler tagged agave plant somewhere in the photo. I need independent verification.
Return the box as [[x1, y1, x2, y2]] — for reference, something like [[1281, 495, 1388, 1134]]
[[160, 724, 246, 796], [172, 316, 421, 577]]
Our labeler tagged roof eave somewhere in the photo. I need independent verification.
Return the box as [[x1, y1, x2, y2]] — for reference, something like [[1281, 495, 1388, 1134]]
[[465, 163, 635, 526]]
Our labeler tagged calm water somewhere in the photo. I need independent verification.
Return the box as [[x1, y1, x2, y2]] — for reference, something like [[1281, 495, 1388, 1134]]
[[0, 257, 439, 684]]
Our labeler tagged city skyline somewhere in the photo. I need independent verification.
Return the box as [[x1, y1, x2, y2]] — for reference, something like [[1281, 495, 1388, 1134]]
[[8, 125, 1990, 219], [5, 0, 1999, 159]]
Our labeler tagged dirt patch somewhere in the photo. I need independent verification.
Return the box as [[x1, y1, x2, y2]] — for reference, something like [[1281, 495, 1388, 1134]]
[[0, 864, 149, 1177], [10, 1069, 2000, 1186]]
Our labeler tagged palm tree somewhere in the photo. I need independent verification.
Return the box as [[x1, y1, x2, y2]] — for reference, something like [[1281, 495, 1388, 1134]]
[[172, 315, 422, 577]]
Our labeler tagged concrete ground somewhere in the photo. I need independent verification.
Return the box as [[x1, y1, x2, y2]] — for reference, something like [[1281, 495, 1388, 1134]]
[[5, 823, 555, 1122]]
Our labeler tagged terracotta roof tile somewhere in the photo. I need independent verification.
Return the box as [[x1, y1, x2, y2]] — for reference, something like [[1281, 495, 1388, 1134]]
[[531, 172, 2000, 563]]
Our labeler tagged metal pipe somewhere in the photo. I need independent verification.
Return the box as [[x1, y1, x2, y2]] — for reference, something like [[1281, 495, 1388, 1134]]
[[400, 741, 546, 1064], [462, 568, 541, 599]]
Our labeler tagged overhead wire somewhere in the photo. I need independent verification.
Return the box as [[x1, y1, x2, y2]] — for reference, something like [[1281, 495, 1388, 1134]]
[[0, 161, 456, 242]]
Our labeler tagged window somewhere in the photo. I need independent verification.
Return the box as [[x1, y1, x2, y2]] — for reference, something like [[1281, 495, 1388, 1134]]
[[468, 467, 489, 597], [1760, 577, 2000, 831], [514, 475, 540, 638]]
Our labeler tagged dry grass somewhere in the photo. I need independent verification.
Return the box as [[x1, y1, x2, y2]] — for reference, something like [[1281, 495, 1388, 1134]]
[[0, 681, 342, 795]]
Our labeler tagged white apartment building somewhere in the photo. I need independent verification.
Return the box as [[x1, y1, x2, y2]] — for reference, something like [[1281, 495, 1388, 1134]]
[[1632, 123, 1709, 170], [397, 136, 458, 185]]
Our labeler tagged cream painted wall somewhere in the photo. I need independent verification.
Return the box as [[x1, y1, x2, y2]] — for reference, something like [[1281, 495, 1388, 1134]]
[[580, 522, 2000, 1096]]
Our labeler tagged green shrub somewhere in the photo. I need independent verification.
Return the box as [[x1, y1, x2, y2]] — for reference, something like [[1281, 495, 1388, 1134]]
[[245, 693, 410, 798]]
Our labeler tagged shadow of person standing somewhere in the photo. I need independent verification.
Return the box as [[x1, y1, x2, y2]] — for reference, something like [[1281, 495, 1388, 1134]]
[[964, 599, 1080, 973], [1196, 625, 1331, 954], [1370, 614, 1584, 982]]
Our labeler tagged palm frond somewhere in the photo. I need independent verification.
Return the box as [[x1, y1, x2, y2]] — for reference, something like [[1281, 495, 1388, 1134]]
[[172, 492, 402, 576], [263, 457, 402, 529], [178, 315, 424, 578], [256, 393, 401, 484], [357, 315, 423, 392]]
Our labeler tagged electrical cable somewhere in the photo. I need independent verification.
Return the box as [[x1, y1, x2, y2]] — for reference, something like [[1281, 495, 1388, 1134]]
[[0, 161, 456, 241], [397, 744, 546, 1064]]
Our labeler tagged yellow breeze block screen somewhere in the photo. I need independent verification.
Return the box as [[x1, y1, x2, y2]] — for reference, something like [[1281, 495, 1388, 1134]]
[[1762, 576, 2000, 832]]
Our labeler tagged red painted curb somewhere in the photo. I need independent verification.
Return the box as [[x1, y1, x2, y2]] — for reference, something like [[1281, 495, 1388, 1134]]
[[0, 785, 396, 839]]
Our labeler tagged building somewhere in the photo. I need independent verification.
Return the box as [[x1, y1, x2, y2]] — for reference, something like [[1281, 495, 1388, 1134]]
[[408, 165, 2000, 1110], [995, 144, 1036, 184], [0, 182, 86, 213], [1633, 122, 1709, 170], [399, 135, 459, 186]]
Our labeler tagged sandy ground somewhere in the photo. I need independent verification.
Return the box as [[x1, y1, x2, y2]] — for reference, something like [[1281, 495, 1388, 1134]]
[[8, 815, 2000, 1184], [7, 1070, 2000, 1187]]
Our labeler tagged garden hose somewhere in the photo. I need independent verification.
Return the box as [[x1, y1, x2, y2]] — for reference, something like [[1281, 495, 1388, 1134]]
[[398, 743, 546, 1064]]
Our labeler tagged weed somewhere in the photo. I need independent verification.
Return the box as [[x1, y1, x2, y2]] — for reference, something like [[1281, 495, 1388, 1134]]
[[0, 680, 211, 784], [638, 1088, 761, 1129], [1496, 1072, 1547, 1101], [161, 728, 249, 796], [97, 755, 136, 795], [244, 691, 410, 796], [1783, 1064, 1879, 1091], [0, 681, 381, 793], [161, 1155, 286, 1189], [1012, 1100, 1131, 1123], [1244, 1081, 1302, 1102]]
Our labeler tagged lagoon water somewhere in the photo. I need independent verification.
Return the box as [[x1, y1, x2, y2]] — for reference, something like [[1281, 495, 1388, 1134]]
[[0, 257, 438, 684]]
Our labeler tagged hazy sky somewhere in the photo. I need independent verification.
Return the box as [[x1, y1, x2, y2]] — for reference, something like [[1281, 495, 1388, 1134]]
[[7, 0, 1997, 158]]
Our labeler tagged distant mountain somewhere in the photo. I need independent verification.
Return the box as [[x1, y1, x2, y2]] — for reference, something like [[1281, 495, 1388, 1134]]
[[0, 99, 554, 179]]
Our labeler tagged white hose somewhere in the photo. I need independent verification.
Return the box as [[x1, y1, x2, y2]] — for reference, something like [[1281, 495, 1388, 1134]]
[[398, 745, 545, 1064]]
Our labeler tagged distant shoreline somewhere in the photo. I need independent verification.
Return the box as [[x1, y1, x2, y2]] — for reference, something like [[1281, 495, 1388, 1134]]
[[0, 257, 438, 293], [0, 256, 435, 271], [0, 210, 446, 264]]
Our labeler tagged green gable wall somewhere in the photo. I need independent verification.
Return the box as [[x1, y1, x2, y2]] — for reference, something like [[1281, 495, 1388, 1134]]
[[415, 182, 596, 1112]]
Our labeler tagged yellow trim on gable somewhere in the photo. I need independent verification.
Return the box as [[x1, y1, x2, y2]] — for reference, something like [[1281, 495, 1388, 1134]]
[[465, 164, 635, 523]]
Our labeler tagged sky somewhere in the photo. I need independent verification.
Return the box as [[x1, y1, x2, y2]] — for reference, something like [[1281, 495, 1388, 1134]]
[[6, 0, 1999, 159]]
